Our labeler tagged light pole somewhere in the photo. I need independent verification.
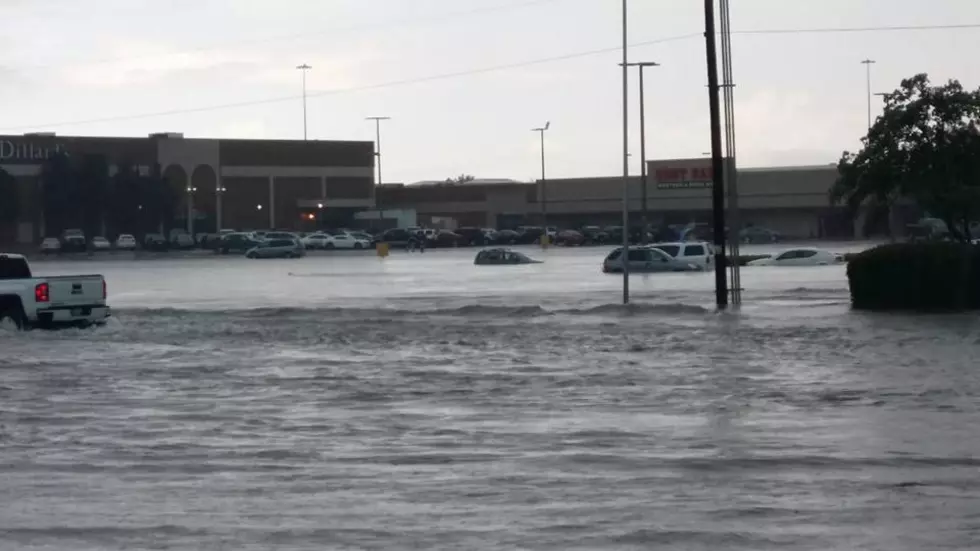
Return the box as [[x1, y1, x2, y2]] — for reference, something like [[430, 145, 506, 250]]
[[620, 0, 630, 305], [532, 122, 550, 245], [185, 186, 197, 235], [296, 64, 312, 140], [366, 116, 391, 225], [861, 59, 876, 130], [622, 61, 660, 231]]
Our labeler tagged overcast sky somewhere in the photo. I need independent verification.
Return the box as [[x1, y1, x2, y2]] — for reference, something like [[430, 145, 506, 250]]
[[1, 0, 978, 183]]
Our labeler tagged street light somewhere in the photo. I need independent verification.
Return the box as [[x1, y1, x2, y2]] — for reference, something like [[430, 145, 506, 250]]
[[296, 63, 312, 140], [620, 0, 630, 305], [621, 61, 660, 229], [366, 116, 391, 224], [531, 121, 550, 246], [861, 59, 876, 130]]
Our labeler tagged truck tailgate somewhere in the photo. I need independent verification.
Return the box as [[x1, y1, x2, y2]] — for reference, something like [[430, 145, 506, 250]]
[[46, 275, 105, 306]]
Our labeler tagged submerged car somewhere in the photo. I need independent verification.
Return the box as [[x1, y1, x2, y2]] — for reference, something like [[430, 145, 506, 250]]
[[245, 238, 306, 259], [115, 234, 137, 250], [602, 246, 702, 274], [474, 248, 542, 265], [746, 247, 843, 267]]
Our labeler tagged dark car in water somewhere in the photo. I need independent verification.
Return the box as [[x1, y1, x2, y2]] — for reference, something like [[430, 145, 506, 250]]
[[474, 248, 542, 265], [217, 232, 260, 254], [60, 229, 87, 253], [430, 230, 463, 248], [493, 229, 520, 245], [143, 233, 169, 251], [516, 226, 545, 245], [454, 227, 491, 246], [377, 228, 422, 248]]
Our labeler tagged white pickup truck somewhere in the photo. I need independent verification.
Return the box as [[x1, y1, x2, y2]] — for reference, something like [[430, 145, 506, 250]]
[[0, 253, 110, 330]]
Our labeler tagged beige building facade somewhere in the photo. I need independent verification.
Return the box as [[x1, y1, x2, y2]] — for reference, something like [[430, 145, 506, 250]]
[[378, 159, 853, 239]]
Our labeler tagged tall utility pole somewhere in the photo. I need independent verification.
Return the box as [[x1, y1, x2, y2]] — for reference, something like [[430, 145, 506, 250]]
[[861, 59, 876, 129], [532, 122, 551, 243], [703, 0, 728, 309], [366, 116, 391, 224], [620, 0, 630, 305], [296, 64, 312, 140], [719, 0, 741, 306], [622, 61, 660, 229]]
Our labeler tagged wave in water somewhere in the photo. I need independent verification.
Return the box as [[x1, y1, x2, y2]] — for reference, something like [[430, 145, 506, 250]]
[[112, 302, 715, 320]]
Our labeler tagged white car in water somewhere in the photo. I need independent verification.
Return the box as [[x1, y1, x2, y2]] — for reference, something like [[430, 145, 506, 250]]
[[322, 233, 371, 250], [115, 234, 137, 250], [40, 237, 61, 255], [747, 247, 844, 267], [91, 236, 111, 251], [302, 233, 331, 249], [649, 241, 714, 271]]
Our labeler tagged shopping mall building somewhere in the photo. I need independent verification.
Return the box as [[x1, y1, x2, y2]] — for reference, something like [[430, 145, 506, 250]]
[[0, 132, 889, 243], [377, 158, 877, 239], [0, 132, 376, 243]]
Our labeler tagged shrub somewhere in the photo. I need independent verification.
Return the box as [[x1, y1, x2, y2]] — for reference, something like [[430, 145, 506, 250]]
[[847, 242, 980, 311]]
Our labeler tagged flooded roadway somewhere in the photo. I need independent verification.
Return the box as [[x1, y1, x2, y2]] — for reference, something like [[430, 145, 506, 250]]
[[1, 244, 978, 550]]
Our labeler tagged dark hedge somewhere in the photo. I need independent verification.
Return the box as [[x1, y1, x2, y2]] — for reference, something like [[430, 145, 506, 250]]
[[847, 242, 980, 311]]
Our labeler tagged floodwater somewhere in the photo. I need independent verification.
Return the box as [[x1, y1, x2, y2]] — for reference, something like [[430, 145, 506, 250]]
[[2, 244, 979, 550]]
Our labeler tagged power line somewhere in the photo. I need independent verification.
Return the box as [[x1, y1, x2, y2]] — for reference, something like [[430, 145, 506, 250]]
[[3, 23, 979, 132], [734, 22, 980, 36], [14, 0, 563, 72]]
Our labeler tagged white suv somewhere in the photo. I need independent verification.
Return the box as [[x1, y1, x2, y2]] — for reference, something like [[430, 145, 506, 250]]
[[650, 241, 714, 271]]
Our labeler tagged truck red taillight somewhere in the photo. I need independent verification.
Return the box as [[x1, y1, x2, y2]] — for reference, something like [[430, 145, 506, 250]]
[[102, 279, 107, 299], [35, 282, 49, 303]]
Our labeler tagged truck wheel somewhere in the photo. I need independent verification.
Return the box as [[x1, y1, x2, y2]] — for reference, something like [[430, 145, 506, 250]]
[[0, 308, 25, 331]]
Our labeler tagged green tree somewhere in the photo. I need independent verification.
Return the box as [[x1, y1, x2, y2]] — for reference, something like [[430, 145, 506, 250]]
[[832, 74, 980, 242], [444, 174, 476, 185], [0, 168, 20, 229]]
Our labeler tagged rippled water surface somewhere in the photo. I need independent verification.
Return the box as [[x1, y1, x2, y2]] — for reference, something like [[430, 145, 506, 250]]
[[2, 245, 979, 550]]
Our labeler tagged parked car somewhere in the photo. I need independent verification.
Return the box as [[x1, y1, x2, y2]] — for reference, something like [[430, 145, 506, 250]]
[[377, 228, 421, 248], [302, 233, 331, 249], [455, 227, 492, 246], [143, 233, 169, 251], [649, 241, 714, 271], [746, 248, 844, 267], [580, 226, 609, 245], [245, 238, 306, 259], [431, 230, 462, 248], [115, 234, 137, 251], [348, 231, 375, 242], [474, 248, 542, 265], [740, 226, 781, 244], [493, 229, 520, 245], [171, 233, 195, 249], [602, 246, 702, 274], [60, 229, 86, 252], [216, 233, 260, 254], [40, 237, 61, 255], [263, 231, 301, 242], [0, 252, 110, 329], [91, 236, 111, 251], [516, 226, 545, 245], [554, 229, 585, 247], [322, 233, 371, 250]]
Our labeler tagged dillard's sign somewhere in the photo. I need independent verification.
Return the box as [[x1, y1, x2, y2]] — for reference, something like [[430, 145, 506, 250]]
[[0, 140, 68, 162]]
